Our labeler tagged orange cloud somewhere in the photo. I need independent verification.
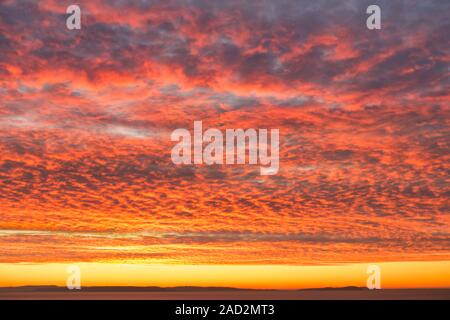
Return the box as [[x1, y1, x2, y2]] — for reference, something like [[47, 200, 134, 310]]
[[0, 0, 448, 285]]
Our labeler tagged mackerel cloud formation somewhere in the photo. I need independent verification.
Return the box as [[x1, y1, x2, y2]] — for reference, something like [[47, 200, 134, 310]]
[[0, 0, 449, 264]]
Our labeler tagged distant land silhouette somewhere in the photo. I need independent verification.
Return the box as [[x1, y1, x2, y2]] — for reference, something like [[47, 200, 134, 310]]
[[0, 285, 368, 292]]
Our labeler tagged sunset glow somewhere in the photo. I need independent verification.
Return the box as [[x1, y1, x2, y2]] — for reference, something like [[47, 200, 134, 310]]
[[0, 0, 449, 290], [2, 261, 450, 289]]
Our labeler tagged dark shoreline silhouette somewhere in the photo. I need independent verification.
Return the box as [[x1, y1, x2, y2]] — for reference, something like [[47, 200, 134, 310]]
[[1, 286, 450, 300], [0, 285, 370, 292]]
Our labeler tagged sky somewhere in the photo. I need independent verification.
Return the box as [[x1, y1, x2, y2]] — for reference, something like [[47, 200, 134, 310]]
[[0, 0, 449, 288]]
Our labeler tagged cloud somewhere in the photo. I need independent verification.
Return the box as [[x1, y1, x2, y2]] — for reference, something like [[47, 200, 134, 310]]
[[0, 0, 448, 264]]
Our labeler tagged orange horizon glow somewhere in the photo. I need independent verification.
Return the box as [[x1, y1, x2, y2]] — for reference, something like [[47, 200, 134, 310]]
[[0, 1, 449, 290], [1, 261, 450, 290]]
